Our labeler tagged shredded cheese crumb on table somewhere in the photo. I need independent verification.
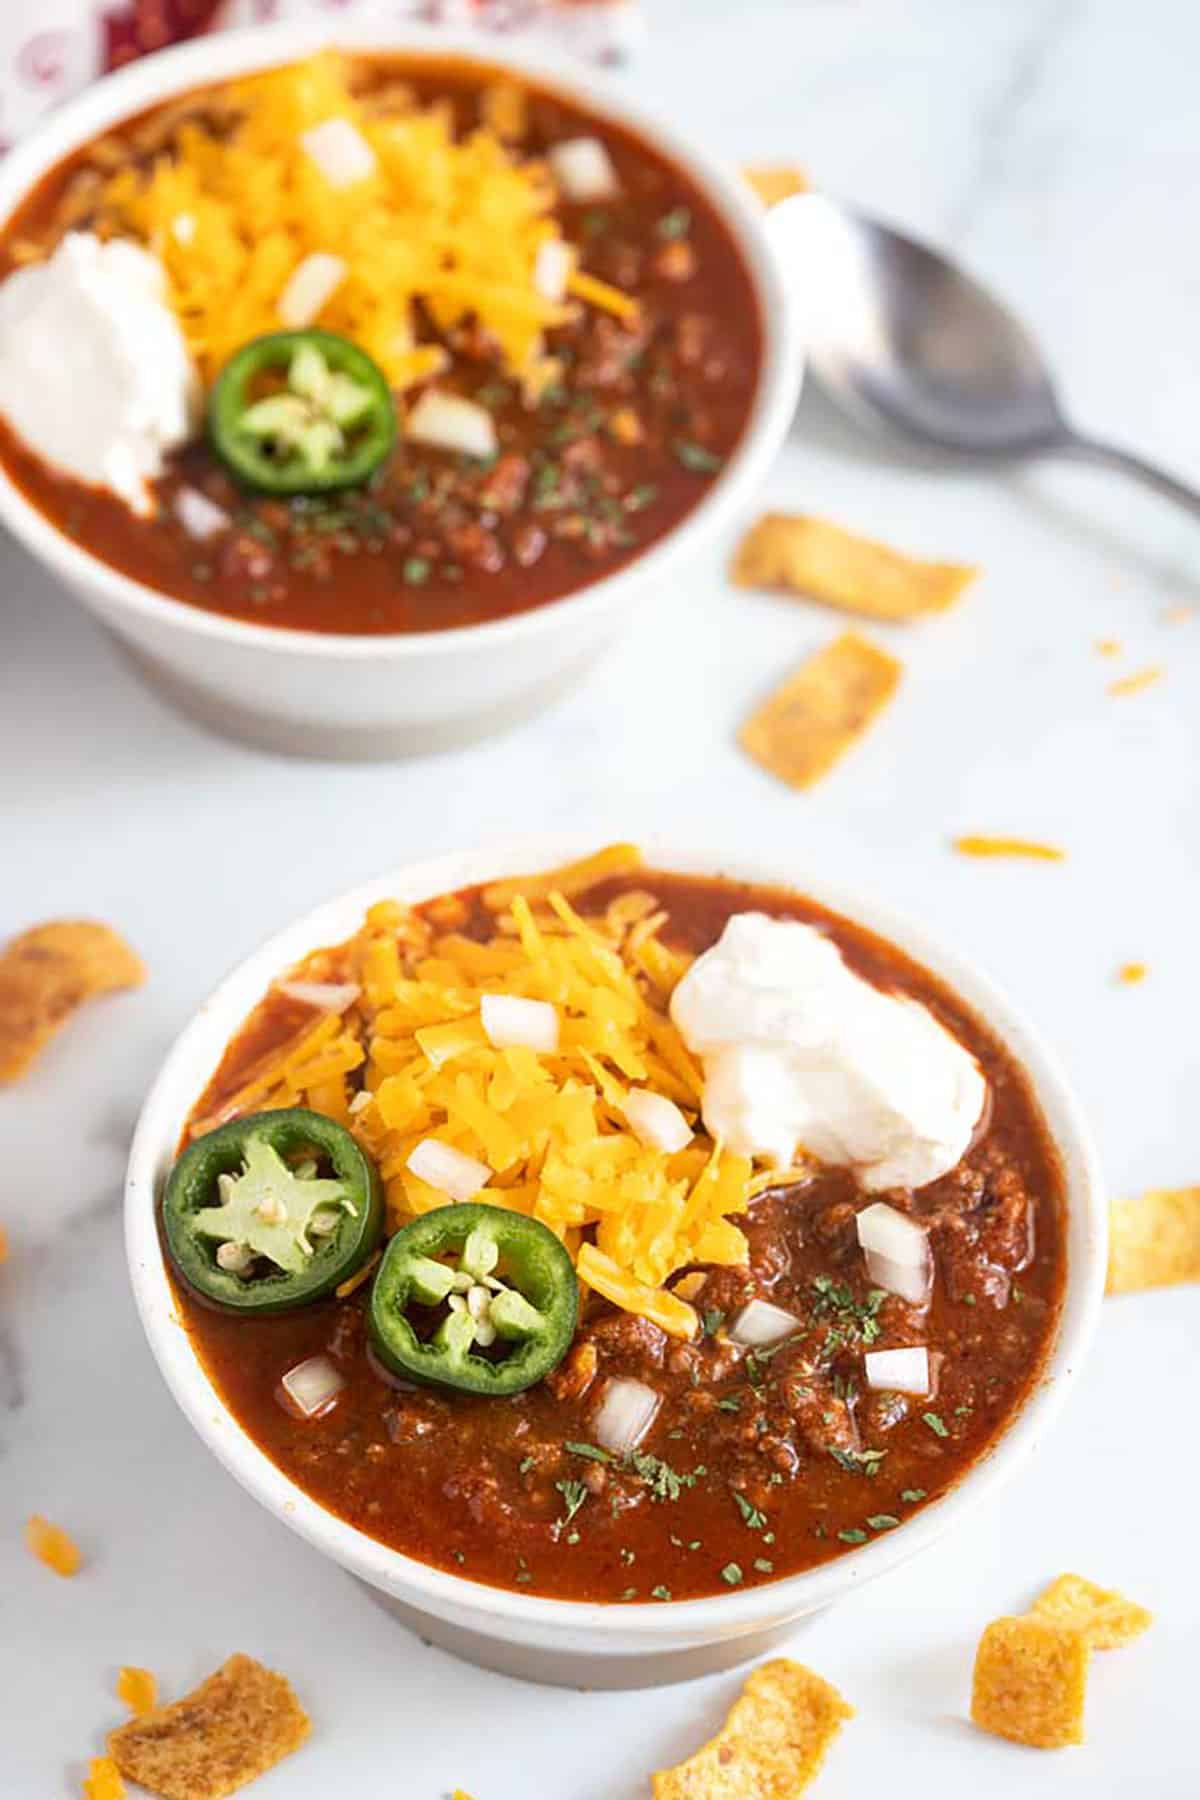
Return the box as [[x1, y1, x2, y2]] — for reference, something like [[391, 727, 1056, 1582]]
[[25, 1513, 82, 1577]]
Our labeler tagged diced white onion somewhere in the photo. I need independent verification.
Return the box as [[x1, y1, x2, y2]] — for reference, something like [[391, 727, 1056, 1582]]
[[548, 136, 620, 203], [591, 1376, 660, 1456], [480, 993, 559, 1053], [173, 487, 229, 542], [278, 252, 346, 329], [280, 1355, 344, 1419], [621, 1089, 692, 1154], [301, 117, 377, 188], [275, 979, 361, 1013], [864, 1345, 931, 1396], [855, 1202, 933, 1305], [405, 389, 498, 460], [533, 237, 574, 302], [728, 1298, 802, 1349], [407, 1138, 491, 1203]]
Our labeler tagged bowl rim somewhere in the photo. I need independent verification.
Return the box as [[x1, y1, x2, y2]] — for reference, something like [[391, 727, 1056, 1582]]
[[125, 835, 1108, 1643], [0, 20, 801, 661]]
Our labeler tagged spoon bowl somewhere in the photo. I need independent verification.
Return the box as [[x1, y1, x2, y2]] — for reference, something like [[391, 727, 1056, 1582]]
[[771, 193, 1200, 514]]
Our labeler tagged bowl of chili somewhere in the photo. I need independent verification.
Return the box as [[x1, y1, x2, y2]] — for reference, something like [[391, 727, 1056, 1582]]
[[125, 838, 1107, 1687], [0, 24, 801, 759]]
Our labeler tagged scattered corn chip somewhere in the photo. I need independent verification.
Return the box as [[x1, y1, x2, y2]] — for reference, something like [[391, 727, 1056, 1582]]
[[733, 513, 977, 621], [970, 1615, 1089, 1749], [117, 1667, 159, 1716], [653, 1659, 852, 1798], [740, 631, 902, 790], [1107, 1186, 1200, 1293], [83, 1758, 126, 1800], [108, 1653, 309, 1800], [1031, 1574, 1152, 1650], [1116, 962, 1147, 985], [26, 1513, 82, 1577], [0, 919, 144, 1084], [952, 837, 1065, 862], [743, 165, 809, 207], [1108, 666, 1163, 697]]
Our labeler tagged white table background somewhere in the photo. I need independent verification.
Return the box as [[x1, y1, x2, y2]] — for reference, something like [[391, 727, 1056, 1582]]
[[3, 0, 1198, 1792]]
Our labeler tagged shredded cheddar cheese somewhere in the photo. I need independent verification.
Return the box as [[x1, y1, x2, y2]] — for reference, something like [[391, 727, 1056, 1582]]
[[92, 53, 593, 391], [82, 1759, 126, 1800], [116, 1667, 158, 1717], [952, 836, 1066, 862], [25, 1513, 82, 1577], [200, 861, 758, 1338]]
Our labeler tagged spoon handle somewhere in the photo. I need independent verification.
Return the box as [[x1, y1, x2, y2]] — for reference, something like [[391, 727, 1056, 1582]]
[[1058, 430, 1200, 520]]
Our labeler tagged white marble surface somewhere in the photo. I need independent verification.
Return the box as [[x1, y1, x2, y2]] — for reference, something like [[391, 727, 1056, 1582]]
[[3, 0, 1199, 1792]]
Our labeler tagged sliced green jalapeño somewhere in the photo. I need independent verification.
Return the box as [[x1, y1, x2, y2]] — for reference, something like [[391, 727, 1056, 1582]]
[[163, 1108, 383, 1312], [208, 329, 396, 494], [368, 1203, 579, 1396]]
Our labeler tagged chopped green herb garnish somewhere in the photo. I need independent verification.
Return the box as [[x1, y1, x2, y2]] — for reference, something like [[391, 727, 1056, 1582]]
[[516, 1570, 533, 1583], [721, 1563, 744, 1586], [753, 1558, 774, 1574], [402, 555, 431, 585], [963, 1293, 977, 1306], [627, 1450, 698, 1503], [673, 439, 724, 473], [518, 1456, 536, 1475], [828, 1445, 887, 1477], [553, 1478, 588, 1536], [625, 482, 658, 511], [651, 1585, 672, 1601], [621, 1586, 638, 1600], [837, 1528, 868, 1545], [657, 206, 692, 239], [762, 1531, 776, 1545], [923, 1412, 949, 1438], [733, 1491, 767, 1531], [565, 1441, 613, 1464], [867, 1514, 900, 1531], [701, 1307, 726, 1339], [900, 1488, 927, 1503], [716, 1396, 742, 1413]]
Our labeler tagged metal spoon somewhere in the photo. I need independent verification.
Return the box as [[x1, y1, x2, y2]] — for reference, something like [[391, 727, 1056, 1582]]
[[770, 193, 1200, 518]]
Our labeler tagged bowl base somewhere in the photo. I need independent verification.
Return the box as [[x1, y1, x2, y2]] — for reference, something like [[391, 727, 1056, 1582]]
[[110, 634, 603, 761], [357, 1581, 818, 1689]]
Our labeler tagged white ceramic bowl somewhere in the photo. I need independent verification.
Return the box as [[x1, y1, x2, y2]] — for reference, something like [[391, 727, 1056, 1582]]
[[125, 837, 1107, 1687], [0, 25, 802, 761]]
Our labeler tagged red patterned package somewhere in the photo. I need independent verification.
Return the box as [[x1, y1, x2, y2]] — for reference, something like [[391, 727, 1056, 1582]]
[[0, 0, 644, 149]]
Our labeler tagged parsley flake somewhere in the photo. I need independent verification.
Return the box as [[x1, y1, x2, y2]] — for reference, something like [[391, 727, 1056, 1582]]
[[753, 1558, 774, 1574], [900, 1488, 927, 1503], [721, 1563, 744, 1585], [565, 1441, 613, 1464], [732, 1491, 767, 1531], [828, 1445, 887, 1477], [837, 1528, 868, 1545], [673, 439, 724, 473], [650, 1585, 672, 1602], [923, 1411, 949, 1438], [657, 206, 692, 239], [553, 1478, 588, 1538], [867, 1514, 900, 1531], [628, 1451, 698, 1502]]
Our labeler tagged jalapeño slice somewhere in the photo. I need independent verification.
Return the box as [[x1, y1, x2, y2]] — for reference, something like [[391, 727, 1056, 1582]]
[[163, 1108, 383, 1313], [208, 329, 396, 494], [368, 1203, 579, 1397]]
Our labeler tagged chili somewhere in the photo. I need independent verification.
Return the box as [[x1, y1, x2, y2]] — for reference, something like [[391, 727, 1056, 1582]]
[[368, 1203, 579, 1396], [163, 1107, 383, 1312], [208, 331, 396, 495]]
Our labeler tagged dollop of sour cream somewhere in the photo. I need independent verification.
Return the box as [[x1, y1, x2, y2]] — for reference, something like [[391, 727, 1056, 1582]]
[[669, 913, 987, 1190], [0, 232, 198, 515]]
